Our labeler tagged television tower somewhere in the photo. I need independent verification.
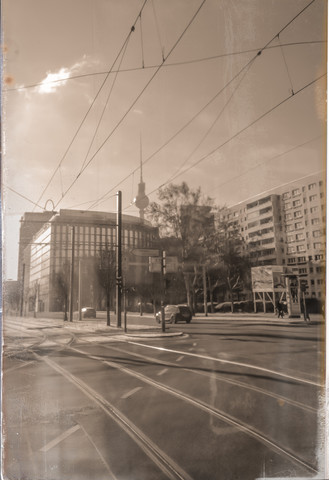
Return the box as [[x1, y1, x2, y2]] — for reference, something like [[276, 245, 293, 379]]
[[134, 138, 149, 220]]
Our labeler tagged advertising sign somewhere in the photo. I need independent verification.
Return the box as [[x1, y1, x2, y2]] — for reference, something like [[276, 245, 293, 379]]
[[251, 266, 284, 292]]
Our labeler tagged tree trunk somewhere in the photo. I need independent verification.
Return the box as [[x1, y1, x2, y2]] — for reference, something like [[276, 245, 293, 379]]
[[106, 288, 110, 326]]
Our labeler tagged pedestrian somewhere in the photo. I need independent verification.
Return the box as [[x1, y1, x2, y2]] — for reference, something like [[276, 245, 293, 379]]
[[276, 301, 284, 318]]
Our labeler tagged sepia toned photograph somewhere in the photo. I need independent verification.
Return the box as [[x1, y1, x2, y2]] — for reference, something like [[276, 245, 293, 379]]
[[1, 1, 327, 479]]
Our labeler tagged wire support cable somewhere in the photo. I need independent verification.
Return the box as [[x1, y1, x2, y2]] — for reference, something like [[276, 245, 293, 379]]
[[56, 0, 207, 210], [277, 34, 295, 95]]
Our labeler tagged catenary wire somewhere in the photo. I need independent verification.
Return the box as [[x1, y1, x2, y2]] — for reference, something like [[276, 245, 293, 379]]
[[77, 34, 131, 176], [87, 0, 321, 211], [4, 41, 325, 93], [4, 185, 45, 210], [32, 0, 149, 212], [87, 56, 258, 211], [165, 56, 256, 184], [123, 74, 326, 211], [54, 0, 207, 210]]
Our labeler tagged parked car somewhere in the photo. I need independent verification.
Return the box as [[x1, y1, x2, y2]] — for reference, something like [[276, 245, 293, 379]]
[[81, 307, 96, 318], [155, 304, 192, 324]]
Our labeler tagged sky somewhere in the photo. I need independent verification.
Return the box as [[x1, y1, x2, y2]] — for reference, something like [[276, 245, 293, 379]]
[[2, 0, 327, 280]]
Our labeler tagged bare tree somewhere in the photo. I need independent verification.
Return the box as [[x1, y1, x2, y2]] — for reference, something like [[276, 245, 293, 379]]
[[97, 244, 116, 326]]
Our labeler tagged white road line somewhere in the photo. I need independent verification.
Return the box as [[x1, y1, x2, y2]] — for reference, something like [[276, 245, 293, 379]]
[[176, 356, 184, 362], [127, 342, 322, 387], [157, 368, 168, 376], [121, 386, 143, 399], [39, 424, 81, 452]]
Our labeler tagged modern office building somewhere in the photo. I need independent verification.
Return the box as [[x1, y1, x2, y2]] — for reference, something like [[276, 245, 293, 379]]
[[221, 172, 326, 300], [20, 209, 159, 314]]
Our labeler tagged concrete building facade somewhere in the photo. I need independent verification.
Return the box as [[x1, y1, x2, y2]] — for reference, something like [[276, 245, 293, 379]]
[[20, 209, 159, 314], [221, 172, 326, 301]]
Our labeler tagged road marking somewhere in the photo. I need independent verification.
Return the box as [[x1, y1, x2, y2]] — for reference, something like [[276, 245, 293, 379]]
[[176, 356, 184, 362], [36, 354, 194, 480], [157, 368, 168, 376], [40, 424, 81, 452], [66, 346, 318, 475], [127, 342, 322, 387], [121, 386, 142, 399]]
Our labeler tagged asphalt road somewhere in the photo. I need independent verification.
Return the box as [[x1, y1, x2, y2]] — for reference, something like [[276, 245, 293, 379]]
[[2, 313, 325, 480]]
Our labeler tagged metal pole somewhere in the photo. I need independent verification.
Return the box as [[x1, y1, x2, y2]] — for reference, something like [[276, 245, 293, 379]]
[[123, 277, 127, 333], [161, 250, 166, 332], [116, 191, 122, 328], [69, 226, 75, 322], [20, 263, 25, 317], [202, 265, 208, 316], [78, 259, 82, 321]]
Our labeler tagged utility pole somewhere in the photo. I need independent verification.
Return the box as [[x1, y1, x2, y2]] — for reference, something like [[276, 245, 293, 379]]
[[116, 191, 122, 327], [202, 265, 208, 317], [69, 226, 75, 322], [19, 263, 25, 317], [78, 259, 82, 321], [161, 250, 166, 333]]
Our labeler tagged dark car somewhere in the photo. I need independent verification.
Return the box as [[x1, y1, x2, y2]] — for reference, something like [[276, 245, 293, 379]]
[[156, 304, 192, 324], [81, 307, 96, 318]]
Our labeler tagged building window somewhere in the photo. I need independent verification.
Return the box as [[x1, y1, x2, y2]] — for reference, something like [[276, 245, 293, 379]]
[[293, 200, 301, 207], [282, 192, 290, 199], [311, 218, 320, 225], [292, 188, 300, 196], [297, 245, 306, 253], [295, 222, 303, 230], [294, 210, 302, 218], [311, 279, 315, 285], [313, 230, 321, 238], [296, 233, 304, 241], [287, 246, 296, 254], [288, 258, 296, 264], [299, 268, 307, 274], [308, 183, 316, 190], [286, 224, 294, 232], [314, 242, 322, 250], [287, 235, 294, 243], [248, 220, 259, 228], [285, 213, 292, 221], [310, 206, 319, 213], [309, 195, 317, 201]]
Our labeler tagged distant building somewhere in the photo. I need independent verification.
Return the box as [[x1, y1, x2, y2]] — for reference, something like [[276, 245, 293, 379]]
[[19, 209, 159, 315], [221, 172, 325, 301]]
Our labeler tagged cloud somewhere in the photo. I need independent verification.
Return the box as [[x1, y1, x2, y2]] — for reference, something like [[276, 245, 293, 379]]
[[37, 55, 100, 94]]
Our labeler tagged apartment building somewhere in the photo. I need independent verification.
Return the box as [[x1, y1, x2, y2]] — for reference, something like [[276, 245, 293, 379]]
[[222, 172, 326, 300]]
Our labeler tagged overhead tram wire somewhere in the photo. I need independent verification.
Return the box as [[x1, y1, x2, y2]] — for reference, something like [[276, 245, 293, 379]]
[[165, 56, 256, 185], [87, 0, 320, 212], [54, 0, 207, 210], [204, 135, 324, 197], [78, 33, 131, 175], [126, 72, 326, 210], [87, 56, 259, 211], [33, 0, 149, 212], [4, 185, 46, 210], [5, 41, 325, 93]]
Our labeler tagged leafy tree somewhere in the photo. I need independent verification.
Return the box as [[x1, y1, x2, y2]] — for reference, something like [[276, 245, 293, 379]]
[[203, 214, 251, 312], [147, 182, 214, 308]]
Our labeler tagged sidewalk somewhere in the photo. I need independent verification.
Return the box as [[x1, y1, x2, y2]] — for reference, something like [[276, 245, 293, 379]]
[[19, 310, 324, 339]]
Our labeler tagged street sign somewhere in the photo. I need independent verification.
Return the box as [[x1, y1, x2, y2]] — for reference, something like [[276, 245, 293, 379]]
[[149, 256, 179, 273], [131, 248, 160, 257]]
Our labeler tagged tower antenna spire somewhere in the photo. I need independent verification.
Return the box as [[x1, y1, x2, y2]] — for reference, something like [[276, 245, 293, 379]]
[[134, 133, 149, 220]]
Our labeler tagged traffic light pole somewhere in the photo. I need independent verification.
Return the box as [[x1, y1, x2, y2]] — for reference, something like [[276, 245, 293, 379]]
[[161, 250, 166, 333], [116, 191, 122, 328]]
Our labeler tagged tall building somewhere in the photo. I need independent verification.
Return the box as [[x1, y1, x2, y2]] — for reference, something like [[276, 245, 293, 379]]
[[20, 209, 159, 314], [221, 172, 326, 300]]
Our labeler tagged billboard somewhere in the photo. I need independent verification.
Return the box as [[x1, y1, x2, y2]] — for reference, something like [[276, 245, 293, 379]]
[[251, 266, 285, 292]]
